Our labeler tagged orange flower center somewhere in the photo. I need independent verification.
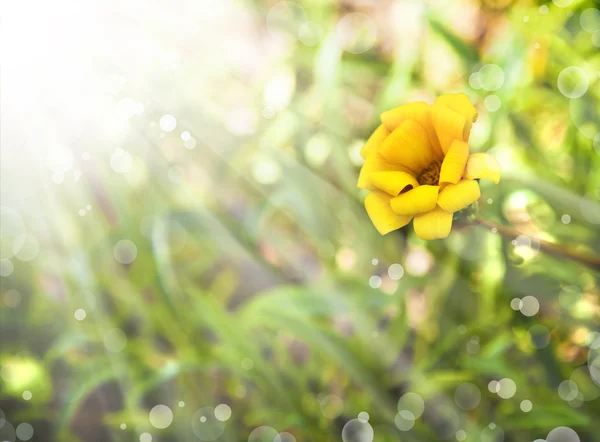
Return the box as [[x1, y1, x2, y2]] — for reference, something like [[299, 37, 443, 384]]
[[418, 161, 441, 185]]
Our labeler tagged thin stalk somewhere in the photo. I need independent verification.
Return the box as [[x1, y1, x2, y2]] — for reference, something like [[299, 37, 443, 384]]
[[475, 217, 600, 272]]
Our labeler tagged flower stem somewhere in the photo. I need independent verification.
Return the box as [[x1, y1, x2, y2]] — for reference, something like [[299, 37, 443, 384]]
[[475, 217, 600, 272]]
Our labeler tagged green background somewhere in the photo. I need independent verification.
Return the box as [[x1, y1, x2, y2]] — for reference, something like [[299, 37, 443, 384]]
[[1, 0, 599, 441]]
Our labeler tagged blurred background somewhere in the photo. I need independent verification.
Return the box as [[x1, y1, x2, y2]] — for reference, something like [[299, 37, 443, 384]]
[[1, 0, 600, 441]]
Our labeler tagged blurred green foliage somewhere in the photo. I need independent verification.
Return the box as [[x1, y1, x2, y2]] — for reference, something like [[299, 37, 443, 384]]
[[1, 0, 600, 441]]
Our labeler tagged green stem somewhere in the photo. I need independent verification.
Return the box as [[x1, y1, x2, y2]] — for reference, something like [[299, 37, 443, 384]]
[[475, 217, 600, 272]]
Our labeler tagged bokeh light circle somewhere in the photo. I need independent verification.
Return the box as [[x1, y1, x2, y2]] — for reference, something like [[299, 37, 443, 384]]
[[469, 72, 481, 89], [266, 1, 307, 38], [320, 394, 343, 419], [569, 365, 600, 401], [478, 64, 505, 91], [0, 419, 16, 442], [16, 422, 34, 441], [552, 0, 574, 7], [520, 296, 540, 317], [13, 235, 39, 262], [394, 411, 415, 431], [547, 426, 580, 442], [510, 298, 523, 310], [214, 404, 232, 422], [369, 275, 382, 289], [484, 95, 501, 112], [558, 380, 579, 401], [74, 309, 87, 321], [454, 383, 481, 410], [110, 149, 133, 174], [192, 407, 225, 441], [497, 378, 517, 399], [113, 240, 138, 264], [557, 67, 589, 99], [335, 13, 377, 54], [387, 264, 404, 280], [149, 404, 173, 429], [423, 403, 460, 439], [0, 259, 14, 277], [159, 114, 177, 132], [341, 418, 374, 442], [481, 423, 504, 442], [580, 8, 600, 32], [397, 392, 425, 419], [298, 22, 322, 46], [103, 328, 127, 353], [248, 426, 279, 442], [569, 95, 599, 140], [278, 432, 296, 442], [520, 400, 533, 412]]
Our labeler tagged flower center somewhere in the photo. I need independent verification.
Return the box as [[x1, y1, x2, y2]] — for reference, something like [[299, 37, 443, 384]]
[[418, 161, 441, 185]]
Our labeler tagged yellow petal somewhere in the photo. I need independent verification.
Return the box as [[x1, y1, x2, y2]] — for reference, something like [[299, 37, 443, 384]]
[[357, 153, 410, 190], [439, 140, 469, 185], [379, 119, 433, 174], [381, 102, 429, 132], [431, 104, 467, 154], [365, 191, 413, 235], [381, 102, 442, 158], [437, 179, 481, 212], [435, 93, 478, 139], [370, 171, 419, 196], [390, 185, 439, 216], [360, 124, 389, 159], [463, 153, 501, 184], [413, 206, 453, 240]]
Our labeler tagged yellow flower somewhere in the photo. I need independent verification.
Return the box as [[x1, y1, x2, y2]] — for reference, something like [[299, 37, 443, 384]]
[[357, 93, 501, 240]]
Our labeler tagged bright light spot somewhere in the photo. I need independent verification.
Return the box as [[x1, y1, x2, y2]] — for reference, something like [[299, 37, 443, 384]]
[[103, 328, 127, 353], [558, 67, 589, 98], [369, 275, 382, 288], [159, 114, 177, 132], [520, 400, 533, 412], [214, 404, 232, 422], [110, 149, 133, 174], [496, 378, 517, 399], [113, 239, 137, 264], [149, 404, 173, 429]]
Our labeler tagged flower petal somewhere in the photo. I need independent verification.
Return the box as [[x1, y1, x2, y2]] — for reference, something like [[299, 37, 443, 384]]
[[435, 93, 478, 139], [365, 191, 413, 235], [413, 206, 453, 240], [381, 102, 442, 158], [437, 179, 481, 212], [391, 185, 439, 216], [357, 153, 410, 190], [360, 124, 389, 159], [379, 119, 433, 174], [463, 153, 501, 184], [439, 140, 469, 185], [370, 171, 419, 196], [381, 101, 429, 132], [431, 104, 467, 154]]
